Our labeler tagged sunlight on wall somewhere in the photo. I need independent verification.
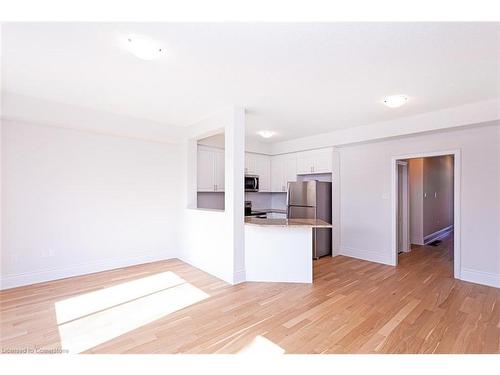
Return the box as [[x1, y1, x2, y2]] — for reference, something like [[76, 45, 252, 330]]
[[55, 271, 209, 353], [238, 335, 285, 354]]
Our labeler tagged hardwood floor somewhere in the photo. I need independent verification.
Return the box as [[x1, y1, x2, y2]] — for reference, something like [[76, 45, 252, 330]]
[[1, 234, 499, 354]]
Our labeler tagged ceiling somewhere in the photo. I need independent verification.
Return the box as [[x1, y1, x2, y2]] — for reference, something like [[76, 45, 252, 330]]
[[2, 23, 499, 142]]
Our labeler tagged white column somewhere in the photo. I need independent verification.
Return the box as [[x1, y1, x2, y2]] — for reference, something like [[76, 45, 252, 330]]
[[225, 107, 246, 284]]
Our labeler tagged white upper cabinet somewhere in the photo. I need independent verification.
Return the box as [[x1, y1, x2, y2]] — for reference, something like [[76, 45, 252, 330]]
[[270, 158, 284, 192], [197, 146, 224, 192], [197, 147, 215, 192], [254, 155, 271, 192], [296, 149, 332, 174], [245, 154, 257, 175], [214, 149, 225, 192], [270, 155, 297, 192]]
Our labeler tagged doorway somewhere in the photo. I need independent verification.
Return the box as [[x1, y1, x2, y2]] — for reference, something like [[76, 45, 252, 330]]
[[391, 150, 461, 279], [396, 161, 410, 254]]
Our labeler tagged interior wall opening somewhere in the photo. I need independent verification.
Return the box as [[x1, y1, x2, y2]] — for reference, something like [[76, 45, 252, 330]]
[[396, 154, 455, 274], [196, 132, 226, 210]]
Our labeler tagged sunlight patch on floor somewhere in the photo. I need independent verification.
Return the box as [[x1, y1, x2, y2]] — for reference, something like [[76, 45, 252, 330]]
[[55, 271, 209, 353], [238, 335, 285, 355], [55, 271, 186, 324]]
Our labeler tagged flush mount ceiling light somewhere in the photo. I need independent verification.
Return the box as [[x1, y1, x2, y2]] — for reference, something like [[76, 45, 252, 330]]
[[123, 35, 164, 60], [383, 94, 408, 108], [257, 130, 276, 139]]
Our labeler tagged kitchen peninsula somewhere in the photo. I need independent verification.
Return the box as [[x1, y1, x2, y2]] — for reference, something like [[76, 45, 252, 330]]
[[245, 217, 333, 283]]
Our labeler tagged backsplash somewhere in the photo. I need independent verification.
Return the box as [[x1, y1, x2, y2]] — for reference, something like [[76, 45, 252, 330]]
[[245, 192, 287, 210]]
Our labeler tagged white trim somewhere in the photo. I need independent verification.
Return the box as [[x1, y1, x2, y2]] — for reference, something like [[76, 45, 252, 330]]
[[461, 268, 500, 289], [423, 225, 454, 245], [339, 247, 393, 266], [391, 149, 461, 279], [233, 269, 246, 285], [1, 252, 175, 290], [396, 161, 410, 253], [331, 148, 341, 256]]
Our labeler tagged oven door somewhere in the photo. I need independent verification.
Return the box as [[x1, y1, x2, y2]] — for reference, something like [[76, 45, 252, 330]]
[[245, 176, 259, 192]]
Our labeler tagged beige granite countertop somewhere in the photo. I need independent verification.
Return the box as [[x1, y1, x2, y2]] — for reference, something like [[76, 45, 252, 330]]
[[245, 217, 332, 228]]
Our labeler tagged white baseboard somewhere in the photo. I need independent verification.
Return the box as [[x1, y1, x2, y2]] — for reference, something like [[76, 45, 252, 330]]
[[460, 268, 500, 288], [1, 252, 175, 290], [233, 269, 246, 285], [176, 256, 233, 285], [339, 246, 393, 266], [424, 225, 454, 245]]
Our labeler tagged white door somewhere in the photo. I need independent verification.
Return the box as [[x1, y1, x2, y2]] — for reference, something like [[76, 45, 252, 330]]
[[197, 148, 215, 192], [214, 150, 225, 192]]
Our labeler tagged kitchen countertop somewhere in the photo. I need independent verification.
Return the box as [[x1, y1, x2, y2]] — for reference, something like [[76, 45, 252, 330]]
[[245, 217, 332, 228]]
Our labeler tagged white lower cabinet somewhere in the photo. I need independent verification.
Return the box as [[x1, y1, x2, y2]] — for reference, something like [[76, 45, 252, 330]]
[[197, 146, 224, 192]]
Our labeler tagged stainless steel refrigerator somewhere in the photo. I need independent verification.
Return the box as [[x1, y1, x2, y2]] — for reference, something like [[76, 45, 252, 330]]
[[287, 181, 332, 259]]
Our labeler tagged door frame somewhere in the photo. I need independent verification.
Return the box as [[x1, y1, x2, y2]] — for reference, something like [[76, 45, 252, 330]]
[[396, 161, 410, 253], [390, 149, 461, 279]]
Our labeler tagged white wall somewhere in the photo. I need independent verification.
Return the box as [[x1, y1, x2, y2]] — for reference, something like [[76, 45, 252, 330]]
[[1, 120, 183, 289], [179, 107, 245, 285], [2, 92, 186, 143], [338, 123, 500, 286], [270, 99, 500, 154]]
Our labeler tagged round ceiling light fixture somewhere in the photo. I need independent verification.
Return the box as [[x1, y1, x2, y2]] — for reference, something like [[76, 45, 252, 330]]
[[257, 130, 276, 139], [123, 35, 164, 60], [383, 94, 408, 108]]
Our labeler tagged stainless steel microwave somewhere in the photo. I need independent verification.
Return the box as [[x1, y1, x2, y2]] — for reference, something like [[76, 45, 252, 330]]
[[245, 175, 259, 192]]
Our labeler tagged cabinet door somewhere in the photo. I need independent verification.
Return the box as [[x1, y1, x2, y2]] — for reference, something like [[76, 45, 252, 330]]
[[245, 153, 257, 175], [197, 148, 215, 192], [255, 156, 271, 192], [214, 150, 225, 192], [313, 149, 333, 173], [270, 158, 284, 192], [284, 156, 297, 186], [296, 152, 314, 174]]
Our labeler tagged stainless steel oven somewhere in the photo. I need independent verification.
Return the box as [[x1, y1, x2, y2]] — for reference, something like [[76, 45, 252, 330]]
[[245, 175, 259, 192]]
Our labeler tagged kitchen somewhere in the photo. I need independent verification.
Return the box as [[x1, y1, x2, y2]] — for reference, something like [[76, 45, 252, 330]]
[[196, 133, 335, 283]]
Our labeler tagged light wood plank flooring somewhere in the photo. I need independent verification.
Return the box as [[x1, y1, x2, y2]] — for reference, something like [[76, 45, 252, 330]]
[[1, 235, 499, 354]]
